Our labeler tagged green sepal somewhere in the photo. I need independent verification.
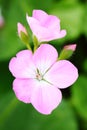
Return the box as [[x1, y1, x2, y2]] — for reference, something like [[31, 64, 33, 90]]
[[33, 35, 39, 52], [58, 49, 74, 60], [20, 31, 31, 50]]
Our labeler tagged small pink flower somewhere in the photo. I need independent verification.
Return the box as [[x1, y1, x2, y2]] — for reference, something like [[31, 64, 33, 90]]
[[17, 22, 27, 37], [26, 10, 66, 42], [9, 44, 78, 114]]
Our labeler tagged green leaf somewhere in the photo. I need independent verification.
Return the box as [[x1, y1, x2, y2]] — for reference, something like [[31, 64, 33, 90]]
[[0, 0, 32, 61], [50, 2, 84, 43], [0, 93, 19, 129], [29, 0, 53, 11], [71, 75, 87, 120], [0, 99, 78, 130], [82, 4, 87, 37], [40, 100, 78, 130]]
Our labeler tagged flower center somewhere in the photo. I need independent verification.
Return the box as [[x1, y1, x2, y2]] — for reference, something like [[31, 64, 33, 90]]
[[36, 73, 43, 81], [36, 69, 43, 81]]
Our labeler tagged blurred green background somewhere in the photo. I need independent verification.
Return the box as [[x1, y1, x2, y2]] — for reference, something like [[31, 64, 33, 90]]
[[0, 0, 87, 130]]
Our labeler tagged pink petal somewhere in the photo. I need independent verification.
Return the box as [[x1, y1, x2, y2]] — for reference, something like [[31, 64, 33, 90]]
[[44, 60, 78, 88], [13, 79, 34, 103], [33, 44, 58, 75], [13, 78, 62, 114], [30, 80, 62, 114], [57, 30, 66, 38], [33, 10, 60, 32], [26, 12, 66, 42], [42, 15, 60, 30], [33, 10, 48, 25], [26, 15, 52, 42], [9, 50, 36, 78]]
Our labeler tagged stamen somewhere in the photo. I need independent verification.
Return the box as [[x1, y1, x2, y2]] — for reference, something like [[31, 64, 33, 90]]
[[36, 69, 43, 81]]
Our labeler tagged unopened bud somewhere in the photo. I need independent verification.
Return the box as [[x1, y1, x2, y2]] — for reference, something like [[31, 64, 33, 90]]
[[58, 44, 77, 60], [17, 22, 28, 37], [17, 22, 31, 50]]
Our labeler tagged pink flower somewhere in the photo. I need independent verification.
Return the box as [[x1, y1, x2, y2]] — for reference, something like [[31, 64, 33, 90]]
[[9, 44, 78, 114], [17, 22, 27, 37], [26, 10, 66, 42]]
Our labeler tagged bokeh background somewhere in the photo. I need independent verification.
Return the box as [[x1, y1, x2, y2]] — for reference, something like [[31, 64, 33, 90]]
[[0, 0, 87, 130]]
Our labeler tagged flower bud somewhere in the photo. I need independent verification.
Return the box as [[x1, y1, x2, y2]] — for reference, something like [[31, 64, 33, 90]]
[[58, 44, 77, 60], [17, 22, 31, 50], [17, 22, 27, 37]]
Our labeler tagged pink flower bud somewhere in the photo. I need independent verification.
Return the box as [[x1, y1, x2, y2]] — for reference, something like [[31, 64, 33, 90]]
[[17, 22, 27, 37], [64, 44, 76, 51], [58, 44, 77, 60]]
